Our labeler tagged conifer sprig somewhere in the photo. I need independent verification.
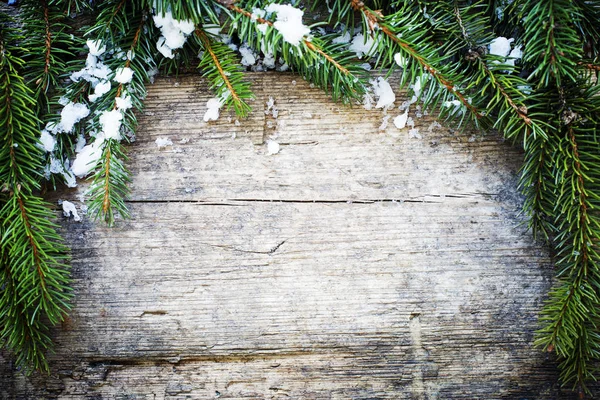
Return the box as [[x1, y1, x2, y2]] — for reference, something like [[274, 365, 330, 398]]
[[349, 0, 486, 126], [82, 1, 155, 225], [222, 0, 367, 103], [534, 83, 600, 395], [195, 27, 253, 117], [0, 14, 70, 373], [501, 0, 600, 394], [433, 1, 557, 236], [520, 0, 582, 88], [19, 0, 80, 114]]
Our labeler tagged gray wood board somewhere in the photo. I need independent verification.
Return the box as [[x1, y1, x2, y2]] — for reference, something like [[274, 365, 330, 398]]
[[1, 73, 576, 399]]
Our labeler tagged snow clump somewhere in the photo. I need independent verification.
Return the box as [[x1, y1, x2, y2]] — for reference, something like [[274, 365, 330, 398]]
[[394, 53, 408, 68], [61, 200, 81, 222], [489, 37, 514, 57], [115, 95, 133, 110], [370, 77, 395, 109], [155, 137, 173, 148], [239, 43, 257, 66], [204, 98, 224, 122], [114, 67, 134, 84], [153, 11, 195, 59], [70, 42, 112, 84], [86, 39, 106, 56], [39, 130, 56, 152], [394, 108, 409, 129], [71, 141, 103, 178], [349, 33, 376, 58], [332, 30, 351, 44], [267, 140, 280, 155], [265, 4, 310, 46], [505, 46, 523, 67], [88, 80, 111, 102], [265, 97, 278, 118], [489, 37, 522, 67], [99, 110, 123, 140], [49, 102, 90, 133]]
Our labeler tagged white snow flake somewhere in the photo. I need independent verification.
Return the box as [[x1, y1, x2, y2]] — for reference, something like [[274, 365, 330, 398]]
[[153, 11, 194, 59], [332, 31, 351, 44], [61, 200, 81, 222], [394, 108, 409, 129], [155, 137, 173, 148], [203, 98, 223, 122], [114, 67, 134, 84], [39, 130, 56, 152], [89, 80, 111, 102], [349, 33, 376, 58], [371, 77, 395, 109], [86, 39, 106, 56], [408, 128, 422, 139], [59, 102, 90, 133], [72, 141, 103, 178], [115, 95, 133, 110], [489, 37, 514, 58], [265, 4, 310, 46], [239, 44, 257, 66], [394, 53, 408, 68], [267, 140, 280, 155], [99, 110, 123, 140]]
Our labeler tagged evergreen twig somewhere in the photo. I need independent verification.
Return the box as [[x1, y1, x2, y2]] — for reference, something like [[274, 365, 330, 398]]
[[0, 13, 71, 373]]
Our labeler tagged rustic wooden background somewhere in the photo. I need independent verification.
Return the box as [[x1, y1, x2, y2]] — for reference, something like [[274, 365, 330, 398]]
[[0, 73, 583, 399]]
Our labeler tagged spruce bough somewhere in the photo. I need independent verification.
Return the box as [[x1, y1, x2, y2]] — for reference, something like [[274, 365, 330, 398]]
[[1, 0, 599, 396]]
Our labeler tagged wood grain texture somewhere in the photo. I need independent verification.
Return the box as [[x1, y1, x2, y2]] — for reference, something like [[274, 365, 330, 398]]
[[0, 73, 583, 399]]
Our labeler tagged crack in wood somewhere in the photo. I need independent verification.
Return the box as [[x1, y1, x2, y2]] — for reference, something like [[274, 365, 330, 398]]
[[138, 310, 168, 317], [85, 350, 319, 367], [197, 239, 288, 255], [124, 193, 497, 206]]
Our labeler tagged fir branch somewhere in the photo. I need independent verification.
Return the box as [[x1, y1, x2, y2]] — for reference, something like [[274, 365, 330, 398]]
[[84, 3, 153, 225], [60, 0, 92, 15], [349, 0, 484, 121], [0, 13, 70, 373], [519, 0, 582, 88], [572, 0, 600, 60], [444, 1, 545, 138], [87, 140, 130, 224], [106, 0, 127, 29], [220, 0, 367, 103], [18, 0, 86, 189], [20, 0, 78, 114], [481, 63, 531, 125], [519, 134, 557, 239], [535, 85, 600, 394], [430, 1, 558, 243], [291, 37, 368, 103], [195, 27, 253, 117], [97, 8, 146, 223], [1, 2, 599, 395], [43, 2, 52, 87]]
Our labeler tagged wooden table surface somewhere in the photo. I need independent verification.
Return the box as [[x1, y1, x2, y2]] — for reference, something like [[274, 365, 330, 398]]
[[0, 73, 580, 399]]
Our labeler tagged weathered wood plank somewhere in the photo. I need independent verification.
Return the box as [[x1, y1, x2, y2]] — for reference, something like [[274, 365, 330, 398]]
[[1, 73, 579, 399], [129, 74, 521, 203]]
